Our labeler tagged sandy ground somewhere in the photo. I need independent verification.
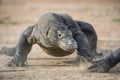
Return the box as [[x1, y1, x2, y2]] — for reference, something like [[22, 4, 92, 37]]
[[0, 0, 120, 80]]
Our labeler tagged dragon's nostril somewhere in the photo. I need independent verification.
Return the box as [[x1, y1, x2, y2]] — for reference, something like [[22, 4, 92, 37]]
[[68, 41, 73, 45]]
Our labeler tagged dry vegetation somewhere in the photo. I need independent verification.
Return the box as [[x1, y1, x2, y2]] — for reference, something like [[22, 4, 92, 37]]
[[0, 0, 120, 80]]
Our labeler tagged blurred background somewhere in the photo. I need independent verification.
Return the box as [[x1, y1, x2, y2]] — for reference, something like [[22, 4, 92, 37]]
[[0, 0, 120, 80], [0, 0, 120, 50], [0, 0, 120, 49]]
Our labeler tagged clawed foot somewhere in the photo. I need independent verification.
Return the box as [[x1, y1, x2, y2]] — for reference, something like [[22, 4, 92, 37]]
[[6, 59, 27, 67], [88, 59, 111, 73]]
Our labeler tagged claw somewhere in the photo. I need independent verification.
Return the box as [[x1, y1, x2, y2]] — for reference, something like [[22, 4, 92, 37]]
[[88, 59, 111, 73], [6, 59, 26, 67]]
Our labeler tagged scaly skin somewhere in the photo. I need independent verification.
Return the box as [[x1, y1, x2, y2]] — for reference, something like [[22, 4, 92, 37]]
[[0, 13, 101, 67]]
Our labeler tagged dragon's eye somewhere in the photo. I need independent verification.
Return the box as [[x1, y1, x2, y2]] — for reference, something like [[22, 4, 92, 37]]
[[57, 31, 63, 39], [58, 33, 62, 37]]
